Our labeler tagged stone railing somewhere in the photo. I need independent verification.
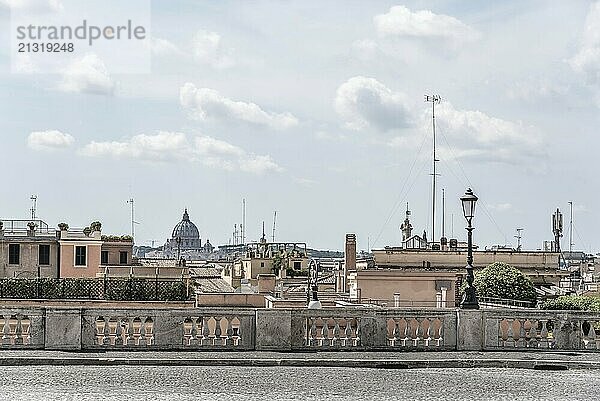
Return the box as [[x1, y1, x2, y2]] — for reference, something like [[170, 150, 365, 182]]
[[0, 306, 598, 352], [81, 308, 255, 351], [482, 310, 600, 351]]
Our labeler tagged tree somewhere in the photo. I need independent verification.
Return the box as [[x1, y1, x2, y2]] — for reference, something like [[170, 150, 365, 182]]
[[469, 262, 536, 303]]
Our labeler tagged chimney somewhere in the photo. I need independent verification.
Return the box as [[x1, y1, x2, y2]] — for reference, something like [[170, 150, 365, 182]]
[[344, 234, 357, 293]]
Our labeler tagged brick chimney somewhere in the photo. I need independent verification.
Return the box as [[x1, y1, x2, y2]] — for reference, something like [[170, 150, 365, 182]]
[[343, 234, 357, 292]]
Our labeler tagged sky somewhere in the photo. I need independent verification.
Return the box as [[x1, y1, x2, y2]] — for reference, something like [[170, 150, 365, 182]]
[[0, 0, 599, 253]]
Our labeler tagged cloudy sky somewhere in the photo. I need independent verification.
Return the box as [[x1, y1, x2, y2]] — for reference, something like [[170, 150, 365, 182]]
[[1, 0, 599, 253]]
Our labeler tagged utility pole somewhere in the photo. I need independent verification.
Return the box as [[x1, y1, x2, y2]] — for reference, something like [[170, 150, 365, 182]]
[[425, 94, 441, 247], [514, 228, 524, 251], [30, 195, 37, 219]]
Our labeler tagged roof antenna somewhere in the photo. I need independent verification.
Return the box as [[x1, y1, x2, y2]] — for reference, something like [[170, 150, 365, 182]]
[[30, 195, 37, 220], [272, 210, 277, 242], [425, 94, 441, 248]]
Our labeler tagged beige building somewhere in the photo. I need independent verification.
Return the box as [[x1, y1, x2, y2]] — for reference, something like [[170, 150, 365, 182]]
[[0, 219, 133, 279], [227, 239, 309, 287], [0, 220, 60, 278]]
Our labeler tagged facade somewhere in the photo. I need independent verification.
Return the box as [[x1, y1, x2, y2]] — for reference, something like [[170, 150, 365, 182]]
[[228, 239, 309, 287], [0, 218, 133, 279], [0, 220, 60, 278]]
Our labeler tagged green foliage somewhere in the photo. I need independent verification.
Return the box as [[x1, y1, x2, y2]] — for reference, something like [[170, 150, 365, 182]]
[[540, 295, 600, 311], [90, 221, 102, 232], [466, 262, 536, 303]]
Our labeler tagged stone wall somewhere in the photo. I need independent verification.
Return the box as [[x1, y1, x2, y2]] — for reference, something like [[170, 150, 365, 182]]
[[0, 306, 599, 352]]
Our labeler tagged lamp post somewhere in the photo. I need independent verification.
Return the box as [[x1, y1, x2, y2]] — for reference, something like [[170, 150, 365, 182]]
[[307, 259, 321, 309], [460, 188, 479, 309]]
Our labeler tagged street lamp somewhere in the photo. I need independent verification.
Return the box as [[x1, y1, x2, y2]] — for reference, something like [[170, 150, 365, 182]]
[[307, 259, 321, 309], [460, 188, 479, 309]]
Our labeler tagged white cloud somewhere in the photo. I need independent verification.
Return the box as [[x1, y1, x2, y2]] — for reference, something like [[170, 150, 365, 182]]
[[569, 2, 600, 83], [506, 79, 569, 101], [80, 131, 282, 174], [374, 5, 479, 45], [148, 37, 183, 57], [27, 130, 74, 150], [432, 102, 544, 164], [334, 76, 412, 131], [180, 83, 299, 129], [192, 30, 235, 69], [0, 0, 62, 12], [58, 54, 115, 95]]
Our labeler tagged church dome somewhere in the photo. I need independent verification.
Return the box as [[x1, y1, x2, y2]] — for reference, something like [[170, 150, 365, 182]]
[[171, 209, 200, 240]]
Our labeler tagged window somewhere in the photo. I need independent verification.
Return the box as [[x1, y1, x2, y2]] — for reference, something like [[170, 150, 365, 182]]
[[38, 245, 50, 265], [119, 251, 128, 265], [8, 244, 20, 265], [260, 262, 265, 267], [75, 246, 87, 266], [293, 261, 301, 270], [101, 251, 109, 265]]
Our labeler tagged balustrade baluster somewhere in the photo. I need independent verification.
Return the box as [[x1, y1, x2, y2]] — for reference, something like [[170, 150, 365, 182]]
[[424, 318, 432, 347], [517, 319, 526, 348], [225, 317, 234, 346], [107, 318, 118, 346], [343, 318, 352, 347], [145, 317, 154, 346], [436, 318, 444, 347], [400, 318, 409, 347], [505, 319, 515, 347], [13, 316, 23, 345], [214, 317, 223, 346], [413, 318, 423, 347], [20, 317, 30, 346], [539, 319, 549, 348], [138, 318, 148, 346], [391, 319, 400, 347], [201, 317, 211, 346], [0, 316, 9, 346], [331, 320, 340, 347], [183, 317, 193, 346], [8, 316, 17, 345], [528, 321, 538, 348], [114, 318, 124, 346], [353, 319, 361, 347], [320, 319, 329, 347]]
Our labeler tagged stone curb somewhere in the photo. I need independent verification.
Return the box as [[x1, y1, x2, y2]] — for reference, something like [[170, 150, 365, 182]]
[[0, 357, 598, 370]]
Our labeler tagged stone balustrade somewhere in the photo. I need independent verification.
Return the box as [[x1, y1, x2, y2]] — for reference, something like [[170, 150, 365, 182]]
[[0, 306, 598, 352], [482, 310, 600, 351]]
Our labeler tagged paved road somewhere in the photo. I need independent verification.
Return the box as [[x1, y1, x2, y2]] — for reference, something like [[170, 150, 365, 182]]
[[0, 365, 598, 400], [0, 350, 599, 369]]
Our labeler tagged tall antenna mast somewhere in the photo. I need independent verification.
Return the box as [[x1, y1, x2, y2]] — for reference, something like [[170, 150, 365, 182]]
[[568, 201, 574, 253], [242, 198, 246, 244], [30, 195, 37, 219], [514, 228, 524, 251], [126, 198, 137, 240], [272, 210, 277, 242], [425, 94, 441, 246], [441, 188, 446, 238]]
